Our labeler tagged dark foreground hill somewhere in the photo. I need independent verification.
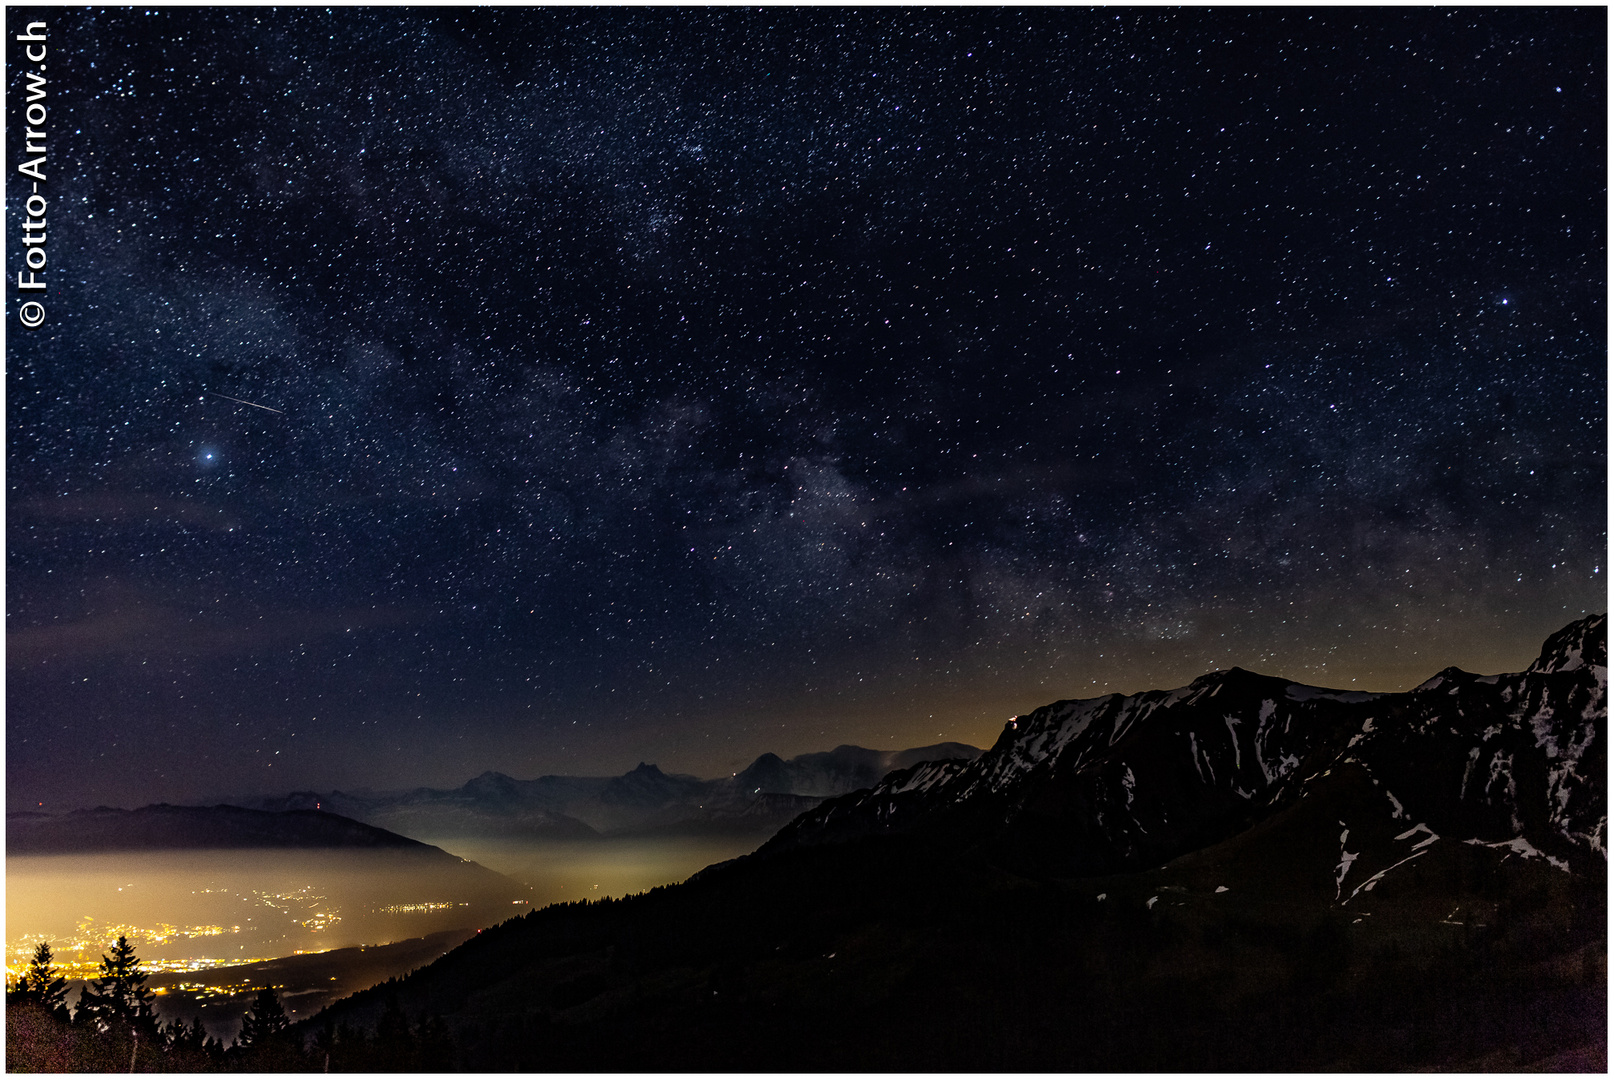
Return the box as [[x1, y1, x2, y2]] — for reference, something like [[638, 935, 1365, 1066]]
[[275, 615, 1604, 1072]]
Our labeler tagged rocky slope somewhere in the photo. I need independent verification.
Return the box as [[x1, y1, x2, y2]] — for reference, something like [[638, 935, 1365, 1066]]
[[762, 614, 1606, 882]]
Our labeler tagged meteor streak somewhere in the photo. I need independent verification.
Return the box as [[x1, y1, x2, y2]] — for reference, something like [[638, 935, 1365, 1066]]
[[206, 391, 285, 414]]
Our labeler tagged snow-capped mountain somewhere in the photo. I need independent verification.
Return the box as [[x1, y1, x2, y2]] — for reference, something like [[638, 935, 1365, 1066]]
[[763, 615, 1606, 882]]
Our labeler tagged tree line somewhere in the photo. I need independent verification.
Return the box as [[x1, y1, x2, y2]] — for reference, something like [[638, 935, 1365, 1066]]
[[5, 937, 449, 1072]]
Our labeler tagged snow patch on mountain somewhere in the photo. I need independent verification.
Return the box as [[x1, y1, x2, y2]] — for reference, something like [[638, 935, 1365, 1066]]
[[1223, 715, 1243, 770], [1464, 835, 1571, 873], [1334, 825, 1358, 901], [1346, 849, 1429, 902], [1395, 823, 1439, 851]]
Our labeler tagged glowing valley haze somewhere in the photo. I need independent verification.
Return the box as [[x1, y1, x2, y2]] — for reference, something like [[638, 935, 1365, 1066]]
[[6, 8, 1605, 812]]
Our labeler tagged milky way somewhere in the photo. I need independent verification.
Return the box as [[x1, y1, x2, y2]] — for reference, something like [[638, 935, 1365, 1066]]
[[7, 9, 1604, 808]]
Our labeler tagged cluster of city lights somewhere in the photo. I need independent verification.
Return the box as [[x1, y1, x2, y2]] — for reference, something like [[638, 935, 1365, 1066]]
[[375, 901, 467, 915], [8, 882, 493, 987], [163, 978, 283, 1000], [6, 918, 246, 982]]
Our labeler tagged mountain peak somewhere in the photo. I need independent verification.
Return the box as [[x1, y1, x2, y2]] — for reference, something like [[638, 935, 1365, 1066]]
[[1412, 665, 1475, 693], [1528, 612, 1607, 676], [460, 771, 525, 800]]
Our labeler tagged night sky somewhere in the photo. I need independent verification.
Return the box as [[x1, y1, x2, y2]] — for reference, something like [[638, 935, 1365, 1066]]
[[8, 8, 1605, 812]]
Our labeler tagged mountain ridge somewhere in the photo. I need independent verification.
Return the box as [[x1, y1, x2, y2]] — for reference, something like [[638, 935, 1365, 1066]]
[[756, 613, 1605, 882]]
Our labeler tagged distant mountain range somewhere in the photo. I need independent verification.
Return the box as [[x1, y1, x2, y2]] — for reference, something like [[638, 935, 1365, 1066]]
[[290, 614, 1605, 1071], [225, 742, 982, 842]]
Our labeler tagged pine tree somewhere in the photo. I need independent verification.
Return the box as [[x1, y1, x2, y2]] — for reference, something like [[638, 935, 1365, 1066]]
[[235, 985, 289, 1048], [162, 1015, 209, 1054], [6, 941, 69, 1018], [28, 941, 70, 1018], [196, 1018, 226, 1062], [76, 935, 156, 1035], [233, 985, 310, 1070]]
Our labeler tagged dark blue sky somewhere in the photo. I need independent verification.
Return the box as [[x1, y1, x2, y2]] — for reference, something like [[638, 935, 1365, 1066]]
[[8, 8, 1604, 810]]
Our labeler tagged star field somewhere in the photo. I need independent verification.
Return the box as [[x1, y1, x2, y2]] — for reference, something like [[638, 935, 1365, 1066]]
[[7, 9, 1604, 809]]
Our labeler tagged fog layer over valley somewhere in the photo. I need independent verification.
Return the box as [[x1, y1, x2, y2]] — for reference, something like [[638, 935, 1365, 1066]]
[[6, 848, 529, 1037], [410, 835, 769, 908], [6, 850, 527, 970], [6, 832, 771, 1038], [5, 743, 982, 1040]]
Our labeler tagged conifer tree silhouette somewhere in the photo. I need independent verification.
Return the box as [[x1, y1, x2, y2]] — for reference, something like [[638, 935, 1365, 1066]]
[[5, 941, 69, 1019], [236, 985, 290, 1048], [75, 936, 156, 1036]]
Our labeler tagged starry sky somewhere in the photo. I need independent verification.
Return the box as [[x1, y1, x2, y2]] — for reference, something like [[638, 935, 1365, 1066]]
[[8, 8, 1605, 811]]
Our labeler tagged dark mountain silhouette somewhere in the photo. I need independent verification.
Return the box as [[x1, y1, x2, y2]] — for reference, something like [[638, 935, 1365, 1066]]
[[7, 803, 455, 855], [288, 615, 1605, 1071]]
